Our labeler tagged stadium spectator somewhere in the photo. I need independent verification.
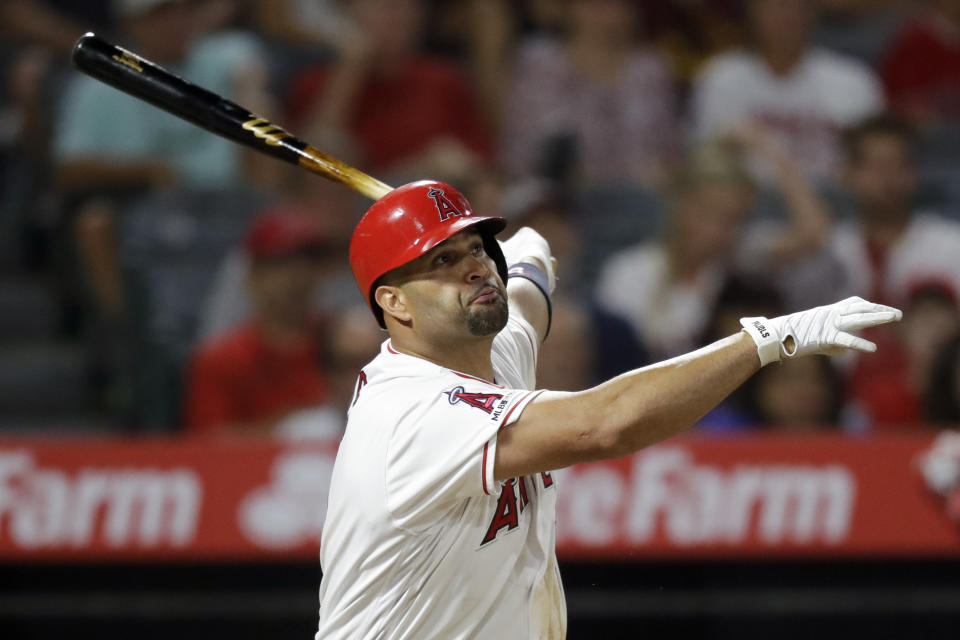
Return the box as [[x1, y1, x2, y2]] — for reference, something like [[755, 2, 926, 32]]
[[691, 0, 883, 183], [833, 116, 960, 308], [0, 0, 114, 266], [696, 274, 784, 432], [56, 0, 270, 197], [728, 121, 838, 311], [749, 356, 847, 431], [881, 0, 960, 127], [500, 177, 648, 381], [535, 294, 647, 392], [322, 305, 384, 409], [595, 145, 749, 359], [595, 143, 754, 360], [0, 47, 51, 264], [198, 166, 361, 342], [500, 0, 678, 187], [845, 284, 960, 429], [184, 210, 332, 436], [897, 285, 960, 422], [725, 113, 960, 429], [432, 0, 517, 130], [287, 0, 493, 185], [598, 122, 837, 360], [56, 0, 271, 319], [499, 178, 584, 290], [535, 295, 595, 392], [274, 304, 385, 440], [826, 115, 960, 427], [696, 274, 846, 432], [252, 0, 351, 52]]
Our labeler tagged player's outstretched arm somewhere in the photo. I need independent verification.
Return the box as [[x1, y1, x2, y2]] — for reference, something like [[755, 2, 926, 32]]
[[499, 227, 556, 344], [493, 296, 902, 481]]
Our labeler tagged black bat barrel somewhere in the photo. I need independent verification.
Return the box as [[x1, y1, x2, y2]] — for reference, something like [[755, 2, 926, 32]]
[[70, 32, 308, 165]]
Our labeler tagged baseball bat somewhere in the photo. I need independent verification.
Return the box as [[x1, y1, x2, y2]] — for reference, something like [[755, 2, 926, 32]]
[[70, 32, 393, 201]]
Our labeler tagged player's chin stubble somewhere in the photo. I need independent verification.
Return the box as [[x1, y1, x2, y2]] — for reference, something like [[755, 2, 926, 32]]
[[466, 295, 509, 336]]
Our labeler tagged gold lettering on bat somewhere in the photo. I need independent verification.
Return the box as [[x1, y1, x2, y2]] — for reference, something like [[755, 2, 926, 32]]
[[242, 117, 292, 147], [112, 51, 144, 73]]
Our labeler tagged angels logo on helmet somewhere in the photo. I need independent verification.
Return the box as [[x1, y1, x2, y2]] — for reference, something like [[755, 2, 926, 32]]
[[428, 187, 464, 222]]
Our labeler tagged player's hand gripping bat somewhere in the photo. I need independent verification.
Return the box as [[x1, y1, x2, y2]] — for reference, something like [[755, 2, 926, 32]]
[[71, 32, 393, 201]]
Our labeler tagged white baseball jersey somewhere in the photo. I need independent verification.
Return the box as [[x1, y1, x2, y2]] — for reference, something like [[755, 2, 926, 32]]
[[316, 315, 566, 639], [692, 47, 883, 181]]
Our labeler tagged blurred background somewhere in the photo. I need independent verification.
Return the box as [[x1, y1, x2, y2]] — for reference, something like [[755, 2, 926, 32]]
[[2, 0, 960, 638]]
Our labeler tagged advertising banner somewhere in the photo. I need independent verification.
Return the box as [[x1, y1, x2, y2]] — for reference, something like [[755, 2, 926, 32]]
[[0, 433, 957, 562]]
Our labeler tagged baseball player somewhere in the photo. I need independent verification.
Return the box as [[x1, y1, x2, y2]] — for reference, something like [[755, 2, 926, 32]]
[[316, 180, 901, 639]]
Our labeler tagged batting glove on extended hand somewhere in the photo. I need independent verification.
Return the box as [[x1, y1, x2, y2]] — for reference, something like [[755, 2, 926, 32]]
[[498, 227, 557, 293], [740, 296, 903, 367]]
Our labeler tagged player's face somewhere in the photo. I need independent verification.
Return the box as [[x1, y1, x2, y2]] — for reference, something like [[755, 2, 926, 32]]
[[394, 230, 508, 338]]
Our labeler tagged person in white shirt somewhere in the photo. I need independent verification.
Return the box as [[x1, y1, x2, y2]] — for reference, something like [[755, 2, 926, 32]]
[[691, 0, 884, 183], [595, 143, 754, 359], [831, 114, 960, 304], [317, 179, 900, 639], [597, 132, 834, 359]]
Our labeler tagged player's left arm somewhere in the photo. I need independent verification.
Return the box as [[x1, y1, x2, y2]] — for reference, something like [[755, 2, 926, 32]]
[[499, 227, 556, 344]]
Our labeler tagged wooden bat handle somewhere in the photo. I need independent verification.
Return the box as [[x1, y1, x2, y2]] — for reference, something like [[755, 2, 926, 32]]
[[299, 146, 392, 201]]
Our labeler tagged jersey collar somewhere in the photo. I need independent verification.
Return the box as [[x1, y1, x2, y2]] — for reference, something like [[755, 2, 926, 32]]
[[383, 340, 504, 388]]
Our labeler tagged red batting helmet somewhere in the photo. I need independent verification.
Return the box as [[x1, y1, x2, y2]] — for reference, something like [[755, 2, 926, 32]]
[[350, 180, 508, 327]]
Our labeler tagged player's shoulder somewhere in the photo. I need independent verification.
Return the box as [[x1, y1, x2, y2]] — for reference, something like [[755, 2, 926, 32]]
[[351, 348, 512, 436], [498, 315, 538, 355], [353, 341, 498, 404]]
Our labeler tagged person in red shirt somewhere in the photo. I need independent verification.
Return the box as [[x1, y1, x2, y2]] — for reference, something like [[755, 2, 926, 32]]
[[836, 116, 960, 427], [881, 0, 960, 126], [287, 0, 493, 182], [184, 209, 331, 436]]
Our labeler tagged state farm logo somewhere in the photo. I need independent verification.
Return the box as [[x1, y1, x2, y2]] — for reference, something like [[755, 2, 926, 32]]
[[238, 453, 334, 549], [557, 446, 857, 547], [0, 450, 201, 549]]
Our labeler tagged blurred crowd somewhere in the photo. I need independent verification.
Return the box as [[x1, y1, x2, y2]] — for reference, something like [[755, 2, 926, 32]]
[[2, 0, 960, 437]]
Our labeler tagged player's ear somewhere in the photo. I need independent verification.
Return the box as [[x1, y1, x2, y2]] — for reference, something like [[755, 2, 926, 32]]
[[375, 285, 413, 324]]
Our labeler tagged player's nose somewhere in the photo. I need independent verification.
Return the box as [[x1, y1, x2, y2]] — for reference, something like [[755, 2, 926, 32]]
[[464, 253, 493, 282]]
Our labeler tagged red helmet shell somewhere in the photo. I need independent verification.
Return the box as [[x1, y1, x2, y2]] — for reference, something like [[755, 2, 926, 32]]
[[349, 180, 508, 327]]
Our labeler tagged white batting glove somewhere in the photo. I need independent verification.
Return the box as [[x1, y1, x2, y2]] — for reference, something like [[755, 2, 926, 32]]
[[498, 227, 557, 293], [740, 296, 903, 367]]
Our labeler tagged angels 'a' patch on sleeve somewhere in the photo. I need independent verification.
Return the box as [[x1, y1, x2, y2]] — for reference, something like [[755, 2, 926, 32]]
[[443, 386, 506, 415]]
